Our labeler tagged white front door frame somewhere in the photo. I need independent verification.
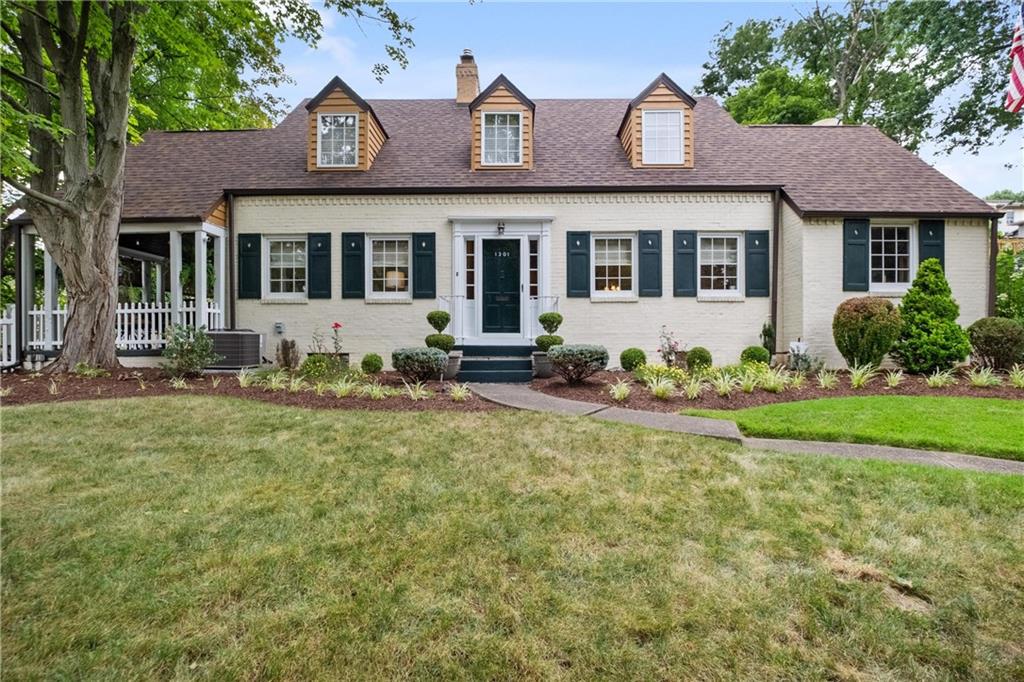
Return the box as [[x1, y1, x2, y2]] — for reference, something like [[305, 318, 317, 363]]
[[449, 217, 552, 345]]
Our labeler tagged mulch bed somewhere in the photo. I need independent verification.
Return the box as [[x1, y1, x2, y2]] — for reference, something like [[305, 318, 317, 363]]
[[533, 370, 1024, 412], [0, 369, 498, 412]]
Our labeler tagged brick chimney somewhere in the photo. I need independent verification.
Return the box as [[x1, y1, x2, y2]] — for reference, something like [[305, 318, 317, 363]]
[[455, 49, 479, 105]]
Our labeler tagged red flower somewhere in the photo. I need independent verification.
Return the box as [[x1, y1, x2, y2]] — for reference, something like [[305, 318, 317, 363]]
[[331, 322, 343, 330]]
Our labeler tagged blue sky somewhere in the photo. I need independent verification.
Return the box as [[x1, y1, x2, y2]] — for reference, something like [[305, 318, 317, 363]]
[[275, 1, 1021, 197]]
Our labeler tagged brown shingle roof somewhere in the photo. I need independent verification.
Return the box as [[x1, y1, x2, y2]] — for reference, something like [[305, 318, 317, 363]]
[[118, 96, 996, 222]]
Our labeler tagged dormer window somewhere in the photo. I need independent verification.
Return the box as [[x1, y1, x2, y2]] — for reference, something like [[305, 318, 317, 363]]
[[482, 113, 522, 165], [318, 113, 358, 167], [642, 110, 684, 165]]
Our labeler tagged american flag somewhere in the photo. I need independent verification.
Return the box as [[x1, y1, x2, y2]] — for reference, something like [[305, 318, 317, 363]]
[[1007, 0, 1024, 112]]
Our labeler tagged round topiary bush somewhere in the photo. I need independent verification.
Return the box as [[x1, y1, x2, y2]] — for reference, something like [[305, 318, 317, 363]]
[[892, 259, 971, 373], [619, 347, 647, 371], [740, 345, 771, 365], [392, 347, 448, 382], [548, 344, 608, 384], [425, 333, 456, 353], [687, 346, 712, 373], [535, 334, 564, 352], [537, 312, 563, 335], [360, 352, 383, 374], [968, 316, 1024, 369], [832, 296, 902, 367], [426, 310, 451, 333]]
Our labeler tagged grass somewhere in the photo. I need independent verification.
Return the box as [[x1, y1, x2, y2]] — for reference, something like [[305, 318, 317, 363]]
[[3, 397, 1023, 679], [684, 396, 1023, 459]]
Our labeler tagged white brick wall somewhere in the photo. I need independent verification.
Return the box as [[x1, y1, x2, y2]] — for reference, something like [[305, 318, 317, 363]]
[[233, 192, 774, 368], [778, 203, 804, 351]]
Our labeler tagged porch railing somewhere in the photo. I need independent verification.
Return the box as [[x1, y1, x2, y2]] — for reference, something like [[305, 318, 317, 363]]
[[1, 305, 15, 366], [28, 299, 223, 351], [438, 294, 559, 343]]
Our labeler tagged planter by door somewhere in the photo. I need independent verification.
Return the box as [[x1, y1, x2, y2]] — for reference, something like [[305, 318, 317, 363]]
[[482, 239, 520, 334], [444, 351, 462, 380], [533, 351, 553, 378]]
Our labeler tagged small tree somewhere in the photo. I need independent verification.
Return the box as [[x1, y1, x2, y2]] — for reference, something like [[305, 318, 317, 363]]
[[891, 259, 971, 373], [832, 297, 902, 367]]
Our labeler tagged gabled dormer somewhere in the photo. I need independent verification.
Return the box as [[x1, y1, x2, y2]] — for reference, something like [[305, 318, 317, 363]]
[[618, 73, 695, 169], [306, 76, 388, 172], [469, 74, 535, 171]]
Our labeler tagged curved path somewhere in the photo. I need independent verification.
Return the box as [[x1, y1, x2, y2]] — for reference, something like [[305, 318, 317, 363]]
[[470, 383, 1024, 476]]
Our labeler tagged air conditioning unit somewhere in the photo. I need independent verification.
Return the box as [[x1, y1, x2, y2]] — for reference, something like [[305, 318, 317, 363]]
[[207, 330, 262, 369]]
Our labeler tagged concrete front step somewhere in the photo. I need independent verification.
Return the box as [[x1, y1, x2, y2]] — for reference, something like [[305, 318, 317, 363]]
[[458, 345, 534, 358], [460, 358, 532, 372], [458, 369, 533, 383]]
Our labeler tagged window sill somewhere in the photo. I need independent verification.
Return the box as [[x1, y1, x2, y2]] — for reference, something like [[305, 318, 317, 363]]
[[697, 294, 745, 303], [590, 295, 639, 303], [260, 298, 308, 305], [868, 290, 907, 298], [365, 297, 413, 304]]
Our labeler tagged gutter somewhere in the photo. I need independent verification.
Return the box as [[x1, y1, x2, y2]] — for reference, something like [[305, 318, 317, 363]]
[[222, 184, 785, 197], [770, 189, 781, 354]]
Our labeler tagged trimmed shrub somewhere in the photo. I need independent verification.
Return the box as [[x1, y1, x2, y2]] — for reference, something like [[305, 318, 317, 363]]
[[392, 347, 448, 382], [892, 259, 971, 373], [687, 346, 713, 373], [832, 296, 902, 367], [619, 347, 647, 371], [425, 333, 456, 353], [160, 324, 222, 377], [634, 363, 687, 386], [276, 339, 300, 371], [427, 310, 451, 333], [535, 334, 564, 352], [538, 312, 563, 334], [360, 352, 384, 374], [299, 353, 343, 380], [968, 316, 1024, 370], [548, 344, 608, 384], [740, 345, 770, 365]]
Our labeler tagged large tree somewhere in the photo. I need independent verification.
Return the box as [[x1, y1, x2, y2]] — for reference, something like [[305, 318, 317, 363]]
[[699, 0, 1021, 153], [1, 0, 413, 371]]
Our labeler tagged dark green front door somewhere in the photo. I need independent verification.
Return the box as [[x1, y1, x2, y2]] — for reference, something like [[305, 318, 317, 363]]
[[482, 239, 520, 333]]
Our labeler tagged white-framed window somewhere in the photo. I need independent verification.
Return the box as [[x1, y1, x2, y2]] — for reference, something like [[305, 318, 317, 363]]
[[482, 112, 522, 166], [265, 237, 307, 299], [642, 109, 684, 165], [592, 234, 636, 298], [870, 223, 915, 292], [367, 236, 411, 299], [698, 233, 742, 297], [317, 112, 358, 167]]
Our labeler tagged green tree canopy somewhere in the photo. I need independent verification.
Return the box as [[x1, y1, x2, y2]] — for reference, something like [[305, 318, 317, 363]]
[[987, 189, 1024, 203], [724, 66, 835, 124]]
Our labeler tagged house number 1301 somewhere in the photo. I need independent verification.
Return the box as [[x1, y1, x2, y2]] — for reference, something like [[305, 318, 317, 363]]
[[495, 251, 511, 257]]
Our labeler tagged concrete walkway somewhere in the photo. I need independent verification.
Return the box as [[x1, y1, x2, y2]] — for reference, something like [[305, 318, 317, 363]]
[[470, 383, 1024, 476]]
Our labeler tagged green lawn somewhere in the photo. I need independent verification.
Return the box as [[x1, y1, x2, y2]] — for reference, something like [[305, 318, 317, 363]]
[[684, 396, 1024, 459], [3, 397, 1023, 679]]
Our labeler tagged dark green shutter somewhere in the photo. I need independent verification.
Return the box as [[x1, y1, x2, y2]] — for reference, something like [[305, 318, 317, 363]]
[[672, 230, 696, 297], [307, 233, 331, 299], [412, 233, 436, 299], [567, 231, 590, 297], [638, 230, 662, 297], [842, 219, 870, 291], [341, 232, 364, 299], [238, 234, 261, 299], [919, 220, 945, 269], [745, 230, 770, 297]]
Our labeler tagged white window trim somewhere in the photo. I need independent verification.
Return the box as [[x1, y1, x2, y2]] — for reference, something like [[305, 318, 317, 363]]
[[868, 220, 917, 295], [697, 232, 744, 300], [480, 111, 524, 167], [316, 111, 359, 168], [366, 234, 413, 300], [263, 236, 308, 301], [591, 233, 638, 300], [641, 109, 685, 165]]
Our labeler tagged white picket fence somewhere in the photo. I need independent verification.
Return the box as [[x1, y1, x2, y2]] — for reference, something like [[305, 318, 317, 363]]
[[26, 300, 222, 352], [0, 305, 15, 366]]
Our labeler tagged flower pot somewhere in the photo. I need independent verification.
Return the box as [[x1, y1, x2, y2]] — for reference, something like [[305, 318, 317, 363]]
[[533, 351, 554, 378], [444, 351, 462, 381]]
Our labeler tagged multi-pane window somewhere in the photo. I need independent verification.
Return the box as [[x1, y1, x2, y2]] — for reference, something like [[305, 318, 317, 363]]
[[268, 238, 307, 296], [465, 239, 476, 300], [642, 110, 683, 165], [529, 238, 539, 297], [370, 237, 411, 297], [482, 113, 521, 165], [871, 225, 912, 287], [318, 113, 358, 167], [698, 235, 740, 294], [593, 236, 634, 296]]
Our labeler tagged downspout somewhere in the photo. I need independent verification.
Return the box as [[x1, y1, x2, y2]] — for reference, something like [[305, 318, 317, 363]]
[[227, 192, 236, 329], [13, 224, 23, 366], [769, 189, 781, 354], [988, 216, 998, 316]]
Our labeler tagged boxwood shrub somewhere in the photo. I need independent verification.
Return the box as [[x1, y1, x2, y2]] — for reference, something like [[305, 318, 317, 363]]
[[535, 334, 564, 352], [425, 333, 456, 353], [687, 346, 712, 373], [968, 316, 1024, 369], [739, 345, 770, 365], [619, 347, 647, 371], [392, 347, 448, 382], [360, 352, 383, 374], [537, 312, 563, 334], [427, 310, 451, 333], [548, 344, 608, 384], [832, 296, 902, 367]]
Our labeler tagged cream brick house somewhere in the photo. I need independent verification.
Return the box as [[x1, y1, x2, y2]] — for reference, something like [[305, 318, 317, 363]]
[[8, 52, 1001, 376]]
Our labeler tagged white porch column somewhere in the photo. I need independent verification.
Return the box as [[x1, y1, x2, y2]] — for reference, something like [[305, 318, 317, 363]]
[[42, 248, 57, 350], [213, 234, 225, 329], [169, 231, 182, 325], [140, 261, 150, 302], [194, 231, 208, 329], [155, 263, 165, 303], [19, 232, 35, 352]]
